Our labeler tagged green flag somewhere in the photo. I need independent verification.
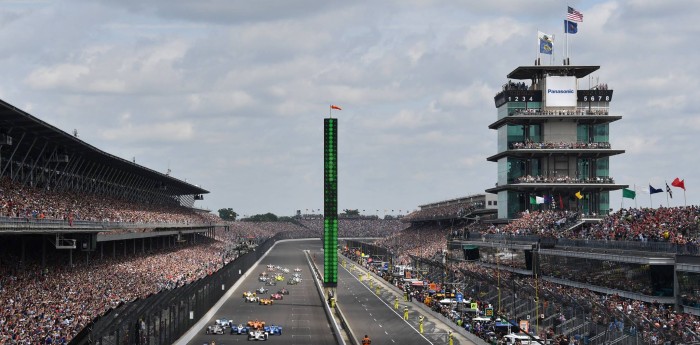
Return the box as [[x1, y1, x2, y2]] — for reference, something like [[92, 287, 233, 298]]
[[530, 196, 537, 205], [622, 188, 636, 199]]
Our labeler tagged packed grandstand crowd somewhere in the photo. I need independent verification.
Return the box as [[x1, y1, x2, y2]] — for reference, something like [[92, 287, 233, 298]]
[[402, 200, 486, 222], [0, 177, 220, 225], [1, 176, 699, 345]]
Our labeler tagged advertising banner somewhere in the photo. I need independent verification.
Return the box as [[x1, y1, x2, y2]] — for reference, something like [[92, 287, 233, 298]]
[[545, 76, 577, 107]]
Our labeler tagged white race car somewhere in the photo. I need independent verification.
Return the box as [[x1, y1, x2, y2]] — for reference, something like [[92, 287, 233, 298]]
[[215, 318, 231, 328], [245, 295, 260, 303], [281, 268, 290, 273], [247, 329, 269, 341], [206, 324, 224, 335], [294, 268, 302, 272]]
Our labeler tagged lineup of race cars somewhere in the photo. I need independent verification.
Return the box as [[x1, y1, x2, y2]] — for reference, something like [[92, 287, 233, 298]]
[[204, 265, 304, 341]]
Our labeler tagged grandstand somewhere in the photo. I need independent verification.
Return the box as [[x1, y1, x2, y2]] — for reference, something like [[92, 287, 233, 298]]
[[0, 98, 224, 344]]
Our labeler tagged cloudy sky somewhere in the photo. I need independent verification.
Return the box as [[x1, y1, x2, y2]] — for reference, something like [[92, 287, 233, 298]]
[[0, 0, 697, 217]]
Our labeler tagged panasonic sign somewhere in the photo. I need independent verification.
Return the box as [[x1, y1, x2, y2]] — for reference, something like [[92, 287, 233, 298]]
[[545, 76, 577, 107]]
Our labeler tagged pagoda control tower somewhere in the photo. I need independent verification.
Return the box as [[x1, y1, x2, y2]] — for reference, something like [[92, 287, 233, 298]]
[[486, 65, 628, 219]]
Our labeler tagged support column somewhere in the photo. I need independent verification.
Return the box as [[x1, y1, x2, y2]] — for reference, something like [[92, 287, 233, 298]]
[[100, 242, 104, 260], [113, 241, 116, 258], [69, 249, 73, 267], [41, 237, 46, 267], [21, 237, 26, 265]]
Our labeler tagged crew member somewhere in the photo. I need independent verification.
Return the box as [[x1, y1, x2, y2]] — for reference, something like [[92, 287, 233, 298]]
[[394, 296, 399, 310], [448, 330, 454, 345], [362, 334, 372, 345], [419, 315, 425, 334], [403, 306, 409, 320]]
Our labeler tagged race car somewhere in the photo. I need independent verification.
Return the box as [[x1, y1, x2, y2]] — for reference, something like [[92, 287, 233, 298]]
[[274, 274, 285, 282], [230, 323, 249, 335], [292, 273, 302, 279], [247, 328, 269, 341], [281, 268, 290, 273], [257, 286, 268, 294], [270, 293, 283, 300], [243, 291, 256, 298], [247, 320, 266, 329], [278, 287, 289, 295], [258, 273, 269, 282], [206, 324, 224, 335], [215, 318, 232, 328], [265, 279, 277, 286], [245, 295, 260, 303], [294, 267, 302, 272], [287, 278, 299, 285], [264, 324, 283, 335], [258, 298, 273, 305], [266, 264, 274, 269]]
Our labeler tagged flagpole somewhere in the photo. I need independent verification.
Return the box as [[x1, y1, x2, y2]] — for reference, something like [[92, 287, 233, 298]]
[[536, 29, 540, 64], [684, 189, 687, 207], [620, 189, 624, 210], [634, 184, 637, 208], [665, 180, 669, 207], [649, 183, 652, 208], [551, 34, 555, 65], [329, 105, 332, 119], [565, 16, 569, 64]]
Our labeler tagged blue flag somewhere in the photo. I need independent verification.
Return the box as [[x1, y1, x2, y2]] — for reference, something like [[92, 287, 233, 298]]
[[538, 31, 553, 55], [565, 20, 578, 34], [649, 185, 663, 194]]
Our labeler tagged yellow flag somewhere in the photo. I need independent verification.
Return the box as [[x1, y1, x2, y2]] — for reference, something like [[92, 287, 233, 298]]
[[575, 191, 583, 199]]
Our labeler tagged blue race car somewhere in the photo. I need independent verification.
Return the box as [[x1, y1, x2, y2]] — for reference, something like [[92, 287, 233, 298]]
[[230, 323, 249, 335], [264, 324, 283, 335]]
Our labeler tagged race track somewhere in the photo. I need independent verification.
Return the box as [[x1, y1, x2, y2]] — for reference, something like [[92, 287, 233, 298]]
[[186, 239, 337, 345]]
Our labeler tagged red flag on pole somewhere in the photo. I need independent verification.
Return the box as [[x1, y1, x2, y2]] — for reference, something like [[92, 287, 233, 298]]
[[671, 177, 686, 191], [330, 105, 342, 110]]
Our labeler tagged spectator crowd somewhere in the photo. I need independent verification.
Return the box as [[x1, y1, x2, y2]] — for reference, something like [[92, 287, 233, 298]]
[[0, 177, 220, 225]]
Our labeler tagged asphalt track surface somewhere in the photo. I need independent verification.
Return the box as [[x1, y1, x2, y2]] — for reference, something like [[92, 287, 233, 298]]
[[187, 240, 337, 345], [313, 251, 451, 345]]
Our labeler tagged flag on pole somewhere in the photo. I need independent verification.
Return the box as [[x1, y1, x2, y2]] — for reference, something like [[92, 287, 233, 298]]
[[672, 177, 686, 190], [538, 31, 554, 55], [649, 185, 663, 194], [575, 191, 583, 200], [330, 105, 342, 110], [536, 196, 545, 204], [622, 188, 636, 199], [666, 183, 673, 198], [564, 20, 578, 34], [567, 6, 583, 22]]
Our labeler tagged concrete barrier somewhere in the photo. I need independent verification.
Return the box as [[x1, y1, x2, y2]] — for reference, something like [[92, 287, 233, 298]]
[[305, 250, 347, 345]]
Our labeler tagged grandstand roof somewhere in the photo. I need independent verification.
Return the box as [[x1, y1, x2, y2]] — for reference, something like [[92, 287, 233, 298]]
[[418, 193, 493, 209], [0, 98, 208, 195], [507, 65, 600, 80]]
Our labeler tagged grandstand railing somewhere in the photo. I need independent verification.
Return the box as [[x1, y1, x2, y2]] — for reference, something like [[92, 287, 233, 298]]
[[459, 232, 700, 255], [0, 216, 222, 231]]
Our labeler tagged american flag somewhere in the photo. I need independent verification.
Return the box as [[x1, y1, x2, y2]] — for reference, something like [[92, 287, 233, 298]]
[[567, 6, 583, 22]]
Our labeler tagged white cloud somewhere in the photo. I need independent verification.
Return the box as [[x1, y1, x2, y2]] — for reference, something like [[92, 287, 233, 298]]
[[0, 0, 699, 215], [100, 121, 194, 142]]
